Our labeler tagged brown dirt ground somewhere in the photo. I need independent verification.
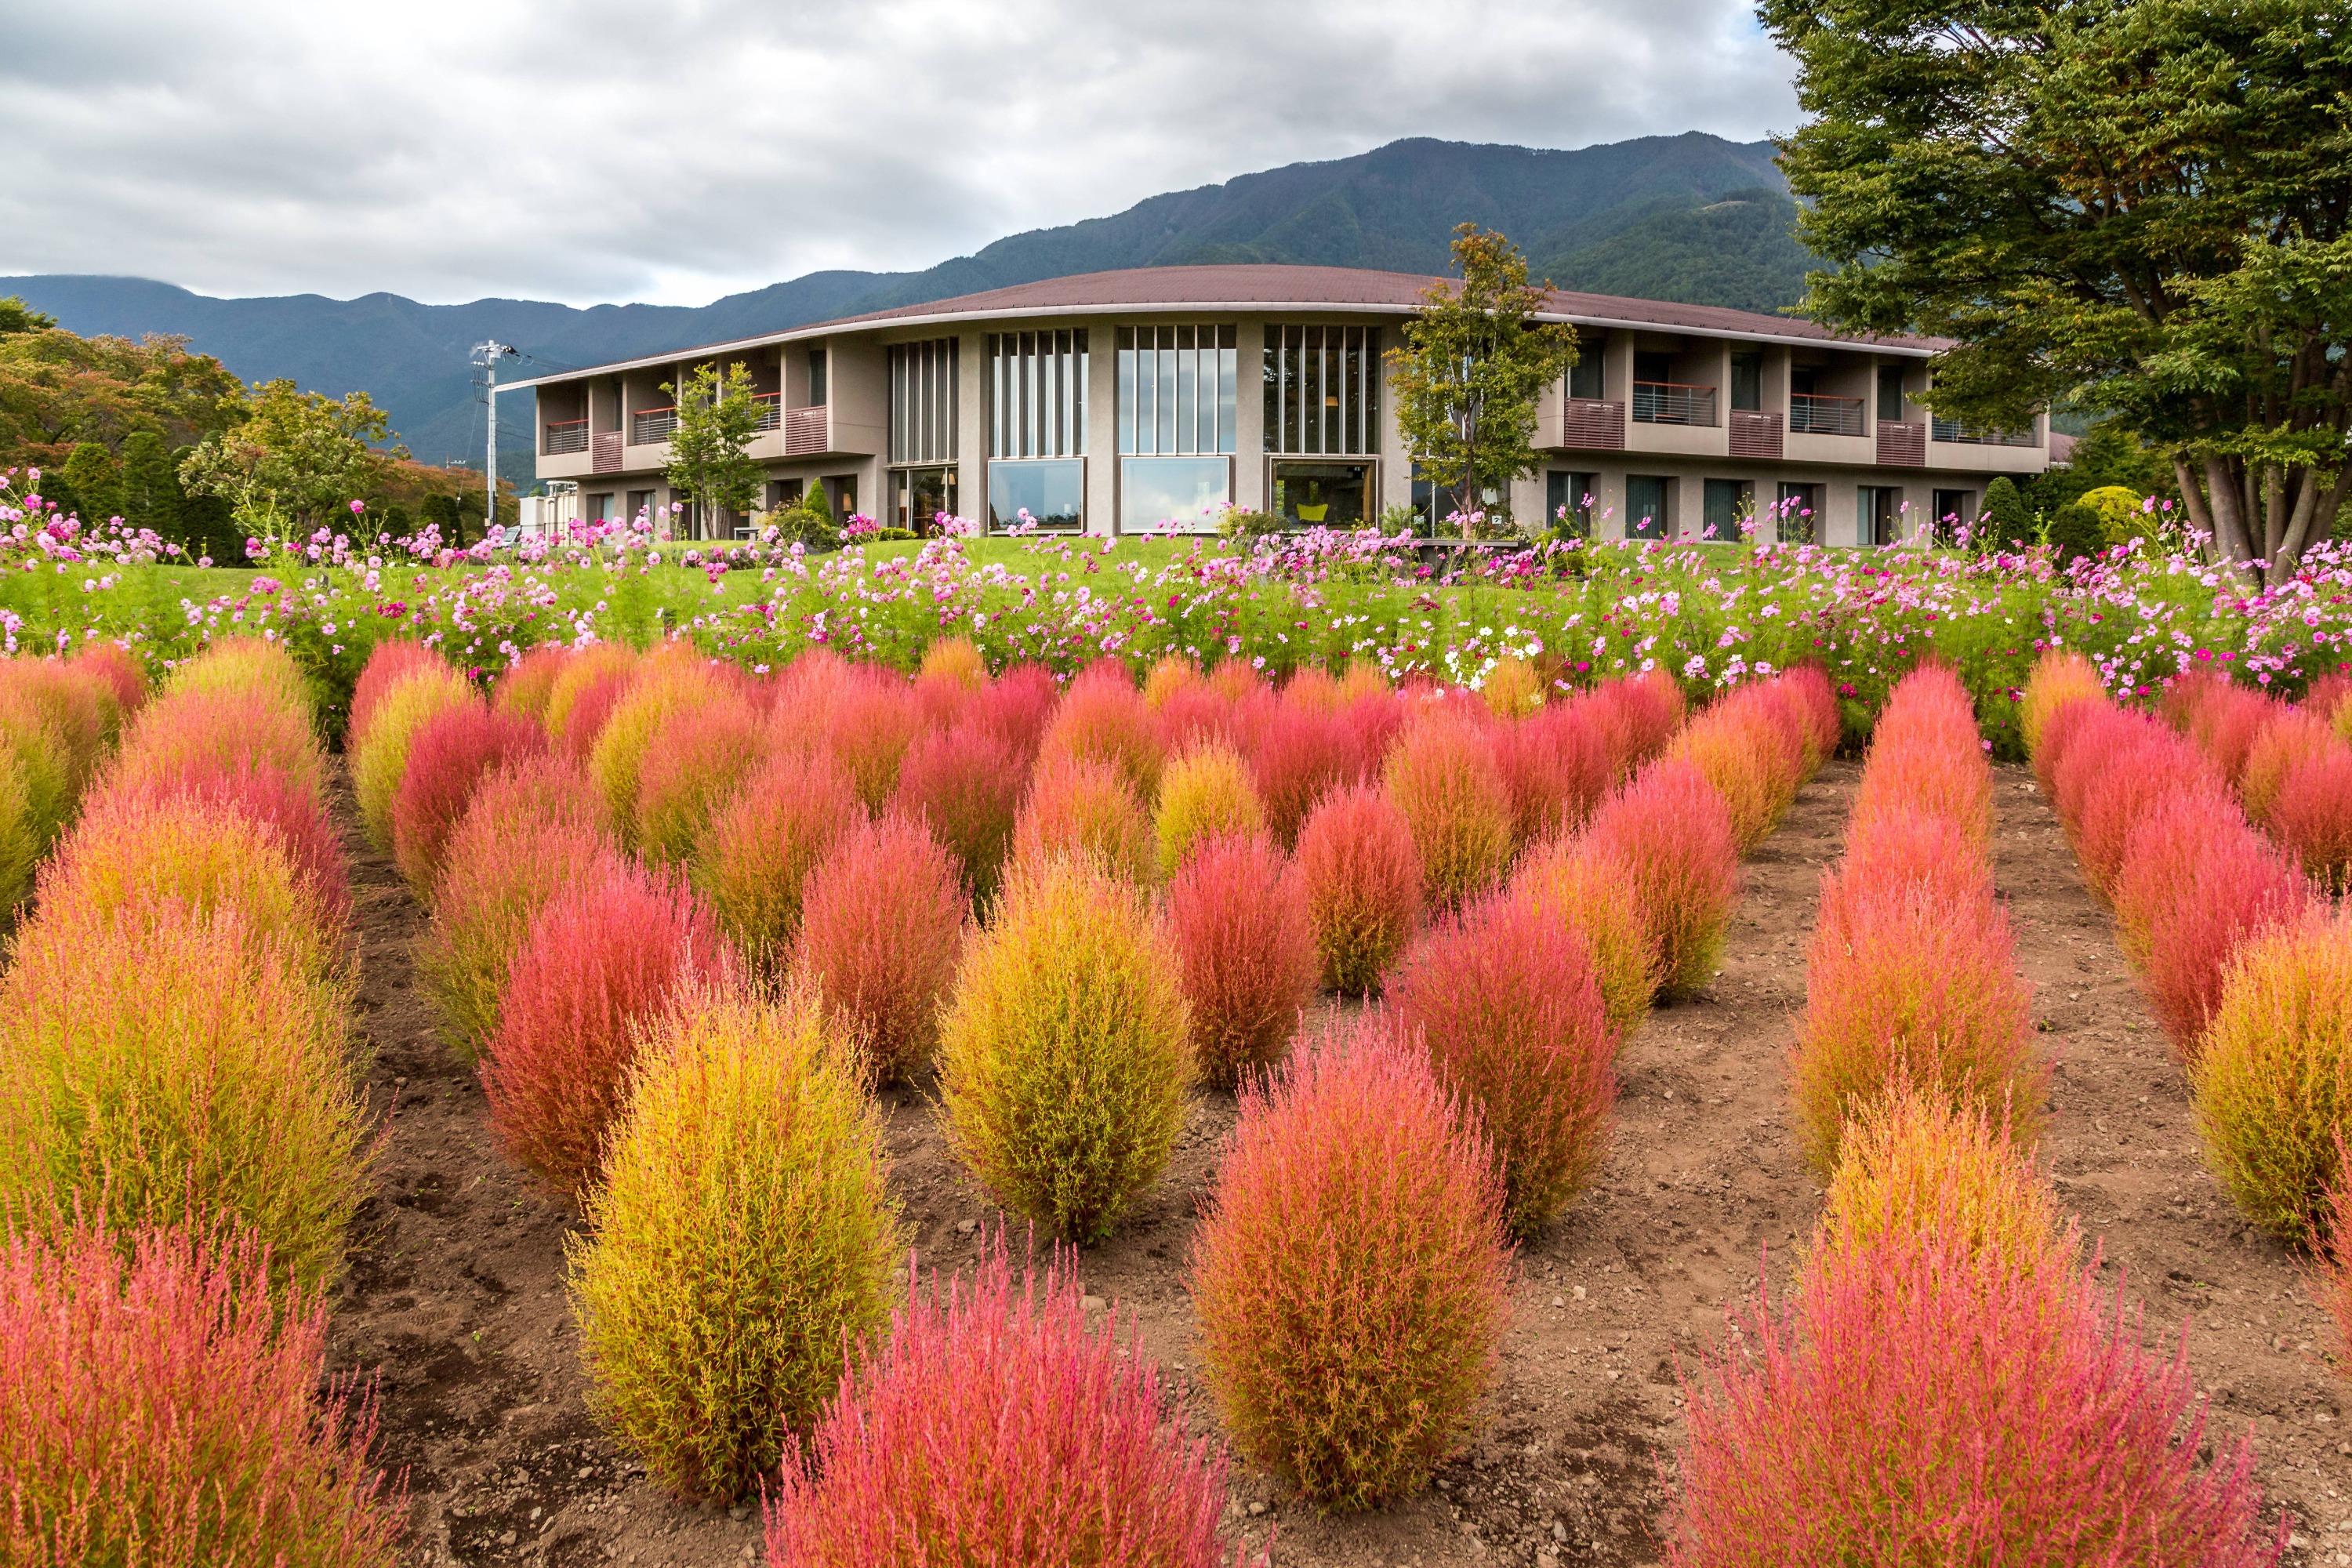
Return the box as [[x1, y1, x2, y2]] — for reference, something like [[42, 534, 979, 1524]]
[[326, 759, 2350, 1568]]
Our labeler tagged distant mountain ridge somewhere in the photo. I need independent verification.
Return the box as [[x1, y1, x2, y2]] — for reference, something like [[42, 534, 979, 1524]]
[[3, 132, 1815, 486]]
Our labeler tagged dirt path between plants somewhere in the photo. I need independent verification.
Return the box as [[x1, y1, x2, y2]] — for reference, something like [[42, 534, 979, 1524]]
[[328, 759, 2345, 1568]]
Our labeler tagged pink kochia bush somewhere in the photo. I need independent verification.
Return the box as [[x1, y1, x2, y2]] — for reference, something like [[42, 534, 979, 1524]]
[[481, 863, 727, 1196], [1663, 1226, 2281, 1566], [767, 1237, 1239, 1566], [1190, 1018, 1512, 1512], [0, 1222, 404, 1567], [2267, 745, 2352, 894], [1583, 759, 1739, 1000], [790, 815, 967, 1083], [1382, 710, 1512, 908], [633, 695, 766, 865], [1167, 833, 1316, 1087], [1294, 782, 1424, 994], [390, 699, 546, 891], [891, 720, 1025, 909]]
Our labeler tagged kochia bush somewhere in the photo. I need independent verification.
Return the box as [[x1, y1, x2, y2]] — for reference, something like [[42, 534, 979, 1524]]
[[110, 687, 328, 818], [348, 637, 447, 753], [2266, 745, 2352, 893], [588, 652, 736, 846], [570, 988, 902, 1503], [1382, 710, 1513, 908], [633, 695, 765, 865], [1249, 700, 1357, 846], [1490, 699, 1614, 847], [1815, 1078, 2067, 1277], [1011, 753, 1154, 885], [694, 750, 863, 968], [422, 813, 622, 1059], [351, 661, 474, 851], [107, 753, 352, 940], [1038, 660, 1165, 799], [1190, 1018, 1511, 1512], [1153, 743, 1266, 880], [1167, 833, 1316, 1087], [1583, 760, 1740, 1000], [791, 815, 967, 1083], [390, 699, 546, 891], [2019, 648, 2107, 763], [890, 720, 1024, 909], [1512, 835, 1659, 1040], [2117, 803, 2312, 1057], [1294, 782, 1424, 994]]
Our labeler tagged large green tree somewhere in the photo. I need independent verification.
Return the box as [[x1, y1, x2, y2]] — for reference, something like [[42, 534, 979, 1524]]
[[1762, 1, 2352, 585], [1388, 225, 1577, 529], [178, 379, 398, 548], [0, 327, 241, 471], [661, 361, 764, 539]]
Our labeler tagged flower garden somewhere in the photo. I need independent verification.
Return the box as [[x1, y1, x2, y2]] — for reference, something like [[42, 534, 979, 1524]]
[[2, 469, 2352, 1565]]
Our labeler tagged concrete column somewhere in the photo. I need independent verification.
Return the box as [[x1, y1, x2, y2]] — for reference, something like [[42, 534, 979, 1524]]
[[1235, 322, 1268, 516]]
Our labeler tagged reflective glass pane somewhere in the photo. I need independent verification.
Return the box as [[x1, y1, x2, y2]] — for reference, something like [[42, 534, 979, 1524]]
[[1120, 456, 1230, 532], [989, 458, 1084, 532], [1270, 460, 1372, 529]]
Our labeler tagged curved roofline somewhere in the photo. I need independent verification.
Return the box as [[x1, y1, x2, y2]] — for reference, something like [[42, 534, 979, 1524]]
[[506, 263, 1940, 390]]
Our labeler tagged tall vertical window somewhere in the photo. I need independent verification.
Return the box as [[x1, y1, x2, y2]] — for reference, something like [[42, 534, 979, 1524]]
[[1876, 365, 1907, 423], [1264, 325, 1379, 454], [1547, 470, 1599, 535], [888, 339, 959, 465], [1118, 325, 1235, 454], [1627, 475, 1671, 540], [1730, 354, 1762, 412], [989, 331, 1087, 458], [806, 347, 827, 407], [1701, 478, 1751, 541], [1568, 338, 1606, 399]]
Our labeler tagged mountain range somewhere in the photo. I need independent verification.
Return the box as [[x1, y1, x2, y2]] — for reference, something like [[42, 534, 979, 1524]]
[[3, 132, 1815, 488]]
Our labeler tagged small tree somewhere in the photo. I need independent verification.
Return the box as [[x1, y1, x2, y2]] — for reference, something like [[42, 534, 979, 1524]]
[[1388, 226, 1577, 529], [178, 379, 397, 550], [60, 442, 122, 524], [118, 430, 182, 536], [662, 362, 764, 540]]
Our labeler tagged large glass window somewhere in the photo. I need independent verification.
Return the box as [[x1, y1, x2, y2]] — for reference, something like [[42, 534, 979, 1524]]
[[1118, 326, 1234, 456], [888, 339, 958, 464], [1730, 354, 1762, 412], [1264, 325, 1379, 454], [807, 347, 827, 407], [891, 466, 957, 533], [990, 330, 1087, 459], [1627, 475, 1671, 540], [1777, 482, 1821, 544], [1269, 460, 1373, 529], [989, 458, 1084, 532], [1701, 478, 1751, 541], [1120, 456, 1230, 532], [1568, 337, 1606, 399], [1876, 365, 1907, 423]]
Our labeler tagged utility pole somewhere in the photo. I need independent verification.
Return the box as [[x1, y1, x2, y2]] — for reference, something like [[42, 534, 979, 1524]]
[[472, 340, 518, 541]]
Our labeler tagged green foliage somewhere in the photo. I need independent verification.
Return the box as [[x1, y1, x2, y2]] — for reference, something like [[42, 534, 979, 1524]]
[[661, 363, 765, 534], [2078, 485, 2157, 546], [0, 324, 241, 474], [1979, 477, 2032, 550], [60, 443, 122, 525], [2046, 501, 2107, 567], [118, 431, 180, 536], [569, 988, 901, 1503], [0, 296, 56, 335], [178, 379, 397, 550], [1541, 187, 1815, 315], [1215, 507, 1282, 539]]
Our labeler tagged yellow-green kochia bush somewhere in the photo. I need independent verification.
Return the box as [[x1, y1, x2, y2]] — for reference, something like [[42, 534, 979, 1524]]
[[568, 986, 902, 1503], [350, 662, 474, 851], [938, 858, 1192, 1244]]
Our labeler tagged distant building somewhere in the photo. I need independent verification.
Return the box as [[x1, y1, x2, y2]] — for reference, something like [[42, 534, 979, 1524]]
[[514, 264, 2046, 545]]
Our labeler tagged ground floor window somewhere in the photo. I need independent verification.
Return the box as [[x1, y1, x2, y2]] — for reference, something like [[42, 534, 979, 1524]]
[[1545, 471, 1599, 536], [1858, 485, 1902, 546], [587, 492, 613, 522], [1269, 460, 1372, 529], [626, 489, 655, 526], [1410, 465, 1470, 532], [1627, 475, 1671, 540], [1701, 478, 1751, 542], [1120, 456, 1230, 532], [890, 466, 954, 533], [1932, 488, 1975, 546], [764, 478, 803, 513], [1777, 482, 1822, 544], [988, 457, 1083, 532]]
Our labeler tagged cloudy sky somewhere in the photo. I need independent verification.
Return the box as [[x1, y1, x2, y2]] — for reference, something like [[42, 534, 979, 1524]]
[[0, 0, 1797, 309]]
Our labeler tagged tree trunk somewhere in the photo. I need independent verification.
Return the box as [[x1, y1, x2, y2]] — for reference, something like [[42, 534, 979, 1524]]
[[2201, 455, 2259, 582]]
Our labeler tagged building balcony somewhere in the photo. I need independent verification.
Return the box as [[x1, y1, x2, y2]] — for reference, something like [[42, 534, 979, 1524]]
[[1729, 409, 1782, 461], [629, 406, 677, 445], [1633, 381, 1718, 427], [1877, 419, 1926, 468], [751, 392, 781, 434], [786, 405, 828, 456], [543, 419, 589, 456], [1930, 416, 2038, 448], [1790, 393, 1865, 437], [1561, 397, 1625, 450]]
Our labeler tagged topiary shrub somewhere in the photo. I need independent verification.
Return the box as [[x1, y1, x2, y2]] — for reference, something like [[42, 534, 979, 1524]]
[[422, 811, 622, 1061], [792, 815, 967, 1083], [1011, 753, 1154, 885], [2192, 916, 2352, 1240], [1979, 474, 2032, 550], [1382, 710, 1512, 908], [2045, 498, 2107, 564], [1511, 836, 1658, 1039], [891, 720, 1024, 910], [695, 750, 863, 970], [1167, 833, 1316, 1087], [1153, 743, 1265, 880], [1294, 782, 1423, 994], [0, 900, 369, 1299], [390, 699, 546, 892], [633, 695, 766, 865], [1583, 760, 1740, 1000], [768, 1235, 1234, 1563], [1388, 891, 1615, 1236], [1037, 662, 1164, 800], [481, 863, 728, 1197], [1190, 1017, 1511, 1511], [0, 1221, 403, 1566], [351, 662, 474, 851], [937, 858, 1190, 1244], [570, 987, 902, 1503]]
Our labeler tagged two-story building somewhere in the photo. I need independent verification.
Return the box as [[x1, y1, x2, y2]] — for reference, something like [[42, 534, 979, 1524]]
[[516, 263, 2045, 544]]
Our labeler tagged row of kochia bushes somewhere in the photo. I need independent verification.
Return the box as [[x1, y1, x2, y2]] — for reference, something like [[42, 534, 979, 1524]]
[[345, 633, 1834, 1538], [2030, 651, 2352, 1365], [1667, 662, 2282, 1560], [0, 637, 404, 1563], [2162, 667, 2352, 895]]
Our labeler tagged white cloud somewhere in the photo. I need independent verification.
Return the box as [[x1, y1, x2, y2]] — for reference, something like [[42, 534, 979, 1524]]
[[0, 0, 1798, 306]]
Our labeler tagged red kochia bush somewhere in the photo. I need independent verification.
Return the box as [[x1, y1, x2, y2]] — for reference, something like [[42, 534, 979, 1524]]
[[1583, 760, 1740, 999], [390, 700, 546, 891], [1383, 710, 1512, 907], [1389, 891, 1616, 1236], [791, 815, 967, 1083], [0, 1222, 403, 1567], [1249, 701, 1358, 846], [111, 686, 328, 810], [1664, 1226, 2280, 1566], [1038, 661, 1164, 798], [1189, 1018, 1512, 1512], [1167, 833, 1316, 1087], [481, 863, 727, 1196], [1294, 783, 1424, 994], [633, 695, 765, 865], [2065, 720, 2218, 899], [1011, 753, 1153, 884], [821, 669, 925, 812], [964, 661, 1059, 767], [1826, 805, 1993, 941], [1490, 699, 1614, 847], [70, 639, 147, 720], [891, 720, 1025, 908], [693, 750, 862, 967], [2240, 708, 2334, 826], [347, 638, 445, 753], [1592, 669, 1687, 765], [2267, 746, 2352, 894], [767, 1237, 1234, 1566], [2126, 813, 2314, 1057]]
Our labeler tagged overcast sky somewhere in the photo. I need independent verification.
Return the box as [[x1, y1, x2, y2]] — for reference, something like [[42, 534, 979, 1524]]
[[0, 0, 1797, 309]]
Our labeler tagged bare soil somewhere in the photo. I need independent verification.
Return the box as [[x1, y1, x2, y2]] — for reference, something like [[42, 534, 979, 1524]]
[[327, 760, 2350, 1568]]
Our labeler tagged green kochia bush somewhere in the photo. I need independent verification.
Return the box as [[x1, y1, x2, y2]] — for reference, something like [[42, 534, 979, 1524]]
[[569, 988, 901, 1504], [938, 858, 1192, 1244]]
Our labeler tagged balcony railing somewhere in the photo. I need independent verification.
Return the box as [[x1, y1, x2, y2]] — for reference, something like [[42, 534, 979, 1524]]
[[1877, 419, 1927, 469], [1789, 393, 1865, 437], [591, 431, 622, 474], [785, 405, 828, 456], [543, 419, 589, 456], [1729, 408, 1782, 461], [1632, 381, 1717, 427], [1561, 397, 1625, 450], [751, 391, 781, 434], [1930, 416, 2038, 448], [628, 406, 677, 445]]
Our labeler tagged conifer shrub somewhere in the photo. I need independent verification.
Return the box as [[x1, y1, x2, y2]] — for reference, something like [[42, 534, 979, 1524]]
[[422, 813, 622, 1058], [1294, 782, 1423, 994], [390, 699, 546, 891], [1011, 753, 1154, 884], [348, 638, 446, 753], [695, 750, 863, 969], [1167, 833, 1316, 1087], [1490, 700, 1613, 846], [2267, 746, 2352, 893], [109, 753, 351, 937], [1038, 662, 1164, 798], [541, 641, 638, 747], [352, 662, 474, 851], [792, 815, 966, 1083], [2241, 708, 2335, 826], [491, 642, 569, 726], [570, 988, 902, 1503], [1390, 892, 1615, 1236], [0, 900, 369, 1298], [1154, 743, 1266, 880], [1250, 700, 1357, 845], [891, 720, 1024, 908], [0, 1222, 403, 1567], [1189, 1018, 1511, 1511], [633, 695, 765, 865], [2020, 648, 2107, 763], [1791, 880, 2042, 1178], [822, 668, 926, 812], [1583, 760, 1739, 1000], [111, 686, 327, 811], [2191, 916, 2352, 1240], [768, 1236, 1234, 1564], [481, 864, 728, 1196], [1663, 1224, 2277, 1566], [937, 858, 1190, 1244], [1510, 835, 1659, 1040], [1383, 710, 1513, 907], [1814, 1078, 2067, 1276]]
